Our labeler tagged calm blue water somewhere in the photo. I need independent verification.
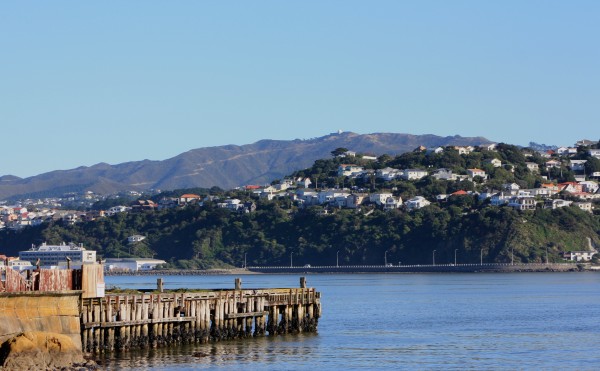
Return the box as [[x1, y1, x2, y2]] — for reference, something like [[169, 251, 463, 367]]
[[102, 273, 600, 370]]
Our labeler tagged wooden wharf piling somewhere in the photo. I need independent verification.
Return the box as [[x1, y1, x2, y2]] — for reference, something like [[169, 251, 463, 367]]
[[80, 278, 321, 353]]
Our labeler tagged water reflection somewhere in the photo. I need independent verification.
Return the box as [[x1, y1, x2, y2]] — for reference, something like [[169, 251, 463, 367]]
[[101, 333, 319, 370]]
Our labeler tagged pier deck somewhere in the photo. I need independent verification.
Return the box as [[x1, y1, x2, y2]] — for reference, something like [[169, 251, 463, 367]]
[[80, 278, 321, 352]]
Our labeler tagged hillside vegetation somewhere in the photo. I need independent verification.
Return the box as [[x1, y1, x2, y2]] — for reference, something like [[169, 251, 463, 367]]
[[1, 142, 599, 267]]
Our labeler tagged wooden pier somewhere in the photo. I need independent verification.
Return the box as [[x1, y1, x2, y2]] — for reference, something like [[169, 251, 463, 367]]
[[80, 277, 321, 353]]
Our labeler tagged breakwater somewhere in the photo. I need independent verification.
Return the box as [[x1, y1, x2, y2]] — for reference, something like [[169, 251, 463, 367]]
[[81, 277, 321, 353], [248, 263, 584, 274]]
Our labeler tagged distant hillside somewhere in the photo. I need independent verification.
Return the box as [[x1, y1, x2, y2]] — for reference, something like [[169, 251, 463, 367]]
[[0, 132, 492, 200]]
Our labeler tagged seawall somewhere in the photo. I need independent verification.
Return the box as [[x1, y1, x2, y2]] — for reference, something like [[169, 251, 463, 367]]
[[248, 263, 585, 274], [0, 291, 82, 347]]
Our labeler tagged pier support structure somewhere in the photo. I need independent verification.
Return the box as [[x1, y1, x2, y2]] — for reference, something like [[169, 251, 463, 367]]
[[80, 277, 321, 353]]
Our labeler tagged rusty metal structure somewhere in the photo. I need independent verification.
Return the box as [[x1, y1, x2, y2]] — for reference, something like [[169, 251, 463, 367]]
[[0, 264, 103, 296]]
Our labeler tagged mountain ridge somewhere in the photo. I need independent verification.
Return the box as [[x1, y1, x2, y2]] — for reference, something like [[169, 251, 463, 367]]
[[0, 132, 492, 200]]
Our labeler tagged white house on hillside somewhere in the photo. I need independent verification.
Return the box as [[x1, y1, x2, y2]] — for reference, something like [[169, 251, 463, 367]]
[[338, 165, 364, 177], [525, 162, 539, 172], [467, 169, 487, 180], [405, 196, 431, 211], [370, 193, 393, 206], [401, 169, 428, 181], [569, 160, 587, 172], [128, 235, 146, 244]]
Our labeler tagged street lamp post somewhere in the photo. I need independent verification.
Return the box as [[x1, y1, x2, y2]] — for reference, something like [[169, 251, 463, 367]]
[[511, 247, 514, 265], [433, 250, 436, 266], [384, 250, 388, 266], [545, 246, 549, 264], [480, 249, 483, 265], [290, 252, 293, 268], [454, 249, 458, 265], [244, 253, 247, 269], [336, 250, 339, 268]]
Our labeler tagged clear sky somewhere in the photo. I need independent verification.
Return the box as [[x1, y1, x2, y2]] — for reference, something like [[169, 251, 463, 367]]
[[1, 1, 598, 178]]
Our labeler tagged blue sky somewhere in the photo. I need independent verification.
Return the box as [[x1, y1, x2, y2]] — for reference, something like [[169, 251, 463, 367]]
[[1, 1, 599, 177]]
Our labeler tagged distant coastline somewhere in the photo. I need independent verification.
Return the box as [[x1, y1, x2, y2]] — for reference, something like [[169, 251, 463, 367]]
[[104, 263, 598, 276]]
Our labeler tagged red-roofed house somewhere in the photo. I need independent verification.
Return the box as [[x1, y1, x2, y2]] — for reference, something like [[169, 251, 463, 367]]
[[179, 194, 201, 204], [558, 182, 583, 194]]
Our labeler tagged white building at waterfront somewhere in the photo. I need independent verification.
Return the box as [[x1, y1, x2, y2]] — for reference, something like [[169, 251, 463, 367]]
[[19, 242, 96, 267], [104, 258, 167, 272]]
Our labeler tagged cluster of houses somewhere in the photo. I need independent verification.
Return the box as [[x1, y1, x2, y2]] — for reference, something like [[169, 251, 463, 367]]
[[0, 206, 108, 231], [0, 190, 152, 231], [245, 142, 600, 213], [1, 140, 599, 227]]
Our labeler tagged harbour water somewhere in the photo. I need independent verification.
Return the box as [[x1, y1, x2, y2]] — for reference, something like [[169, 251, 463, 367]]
[[102, 273, 600, 370]]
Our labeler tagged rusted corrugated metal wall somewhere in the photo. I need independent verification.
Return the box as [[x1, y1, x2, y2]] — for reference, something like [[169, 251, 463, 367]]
[[1, 264, 104, 296], [4, 268, 30, 292], [38, 269, 73, 291]]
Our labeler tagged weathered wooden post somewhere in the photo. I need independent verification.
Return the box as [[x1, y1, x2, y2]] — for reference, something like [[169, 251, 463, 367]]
[[157, 278, 164, 293], [300, 276, 307, 288], [235, 278, 242, 290]]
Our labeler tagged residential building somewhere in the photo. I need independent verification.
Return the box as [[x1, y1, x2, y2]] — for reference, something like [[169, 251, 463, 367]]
[[318, 190, 349, 205], [525, 162, 539, 172], [485, 158, 502, 168], [526, 188, 556, 198], [562, 251, 596, 262], [401, 169, 428, 181], [107, 205, 130, 215], [346, 193, 368, 209], [370, 193, 394, 206], [179, 194, 201, 204], [467, 168, 487, 180], [569, 160, 587, 172], [558, 182, 583, 194], [158, 197, 178, 210], [376, 167, 397, 180], [128, 235, 146, 244], [503, 183, 520, 193], [454, 146, 474, 155], [131, 200, 156, 212], [481, 143, 498, 151], [544, 199, 572, 209], [376, 167, 401, 181], [217, 199, 244, 211], [405, 196, 431, 211], [508, 197, 536, 211], [338, 164, 364, 177], [296, 177, 312, 188], [383, 196, 403, 210], [574, 202, 593, 213], [579, 181, 599, 194], [431, 168, 456, 181], [576, 139, 598, 147], [490, 192, 512, 206]]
